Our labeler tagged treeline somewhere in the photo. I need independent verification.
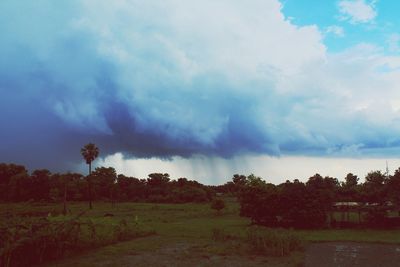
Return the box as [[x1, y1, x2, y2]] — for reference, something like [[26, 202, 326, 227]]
[[2, 162, 400, 229], [218, 171, 400, 228], [0, 163, 213, 203]]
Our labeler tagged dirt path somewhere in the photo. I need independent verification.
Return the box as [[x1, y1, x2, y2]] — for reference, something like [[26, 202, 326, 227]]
[[305, 242, 400, 267]]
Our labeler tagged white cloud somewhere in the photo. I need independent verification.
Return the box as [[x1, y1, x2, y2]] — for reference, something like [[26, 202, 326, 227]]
[[69, 0, 328, 147], [326, 25, 345, 37], [79, 0, 326, 78], [387, 33, 400, 53], [338, 0, 377, 24]]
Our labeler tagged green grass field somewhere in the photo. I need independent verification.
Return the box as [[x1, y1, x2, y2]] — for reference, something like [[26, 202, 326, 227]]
[[1, 199, 400, 266]]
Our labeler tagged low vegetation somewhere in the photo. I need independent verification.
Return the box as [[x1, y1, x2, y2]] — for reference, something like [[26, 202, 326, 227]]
[[1, 199, 400, 267], [0, 208, 154, 267], [245, 227, 304, 256], [1, 149, 400, 266]]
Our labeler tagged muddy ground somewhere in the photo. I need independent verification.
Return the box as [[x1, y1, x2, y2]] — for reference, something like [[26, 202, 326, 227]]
[[47, 238, 400, 267]]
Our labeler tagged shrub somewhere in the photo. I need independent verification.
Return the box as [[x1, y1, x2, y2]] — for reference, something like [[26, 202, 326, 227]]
[[0, 215, 155, 267]]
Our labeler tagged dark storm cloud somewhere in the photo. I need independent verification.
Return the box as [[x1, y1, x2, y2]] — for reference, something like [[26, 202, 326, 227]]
[[1, 0, 400, 172]]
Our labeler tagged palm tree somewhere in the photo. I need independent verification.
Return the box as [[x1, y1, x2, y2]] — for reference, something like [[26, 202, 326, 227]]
[[81, 143, 99, 209]]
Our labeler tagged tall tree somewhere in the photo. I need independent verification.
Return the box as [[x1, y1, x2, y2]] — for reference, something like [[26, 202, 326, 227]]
[[81, 143, 99, 209], [363, 170, 386, 204], [386, 168, 400, 214], [339, 173, 360, 201]]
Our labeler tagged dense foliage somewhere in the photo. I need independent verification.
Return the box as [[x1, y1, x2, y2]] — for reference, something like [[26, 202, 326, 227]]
[[0, 163, 213, 204], [226, 171, 400, 229], [1, 162, 400, 229], [0, 212, 154, 267]]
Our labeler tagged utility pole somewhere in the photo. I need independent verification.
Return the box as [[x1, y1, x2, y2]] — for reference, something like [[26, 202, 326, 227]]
[[385, 161, 390, 180]]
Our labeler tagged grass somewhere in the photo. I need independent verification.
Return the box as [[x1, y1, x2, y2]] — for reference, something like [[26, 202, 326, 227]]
[[1, 198, 400, 266]]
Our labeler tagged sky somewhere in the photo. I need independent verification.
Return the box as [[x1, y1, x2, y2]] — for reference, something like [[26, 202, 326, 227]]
[[1, 0, 400, 185]]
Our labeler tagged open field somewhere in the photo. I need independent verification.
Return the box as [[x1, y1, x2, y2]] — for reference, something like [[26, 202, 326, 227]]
[[1, 198, 400, 266]]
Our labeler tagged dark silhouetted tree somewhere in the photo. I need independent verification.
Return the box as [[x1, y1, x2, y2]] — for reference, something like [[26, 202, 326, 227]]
[[91, 167, 117, 201], [279, 179, 309, 228], [386, 168, 400, 214], [363, 170, 386, 204], [147, 173, 170, 202], [344, 173, 359, 187], [339, 173, 361, 202], [238, 174, 279, 226], [81, 143, 99, 209], [117, 174, 146, 201], [0, 163, 29, 201], [232, 174, 247, 193]]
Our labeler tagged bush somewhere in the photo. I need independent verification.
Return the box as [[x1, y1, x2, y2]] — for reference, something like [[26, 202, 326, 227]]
[[0, 216, 82, 267]]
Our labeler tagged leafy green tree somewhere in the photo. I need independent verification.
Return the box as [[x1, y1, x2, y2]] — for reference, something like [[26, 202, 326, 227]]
[[0, 163, 28, 201], [339, 173, 361, 201], [277, 176, 333, 229], [117, 174, 146, 201], [81, 143, 99, 209], [238, 174, 279, 226], [147, 173, 170, 202], [306, 174, 339, 212], [91, 167, 117, 201], [279, 180, 309, 228], [231, 174, 247, 194], [362, 170, 386, 204], [386, 168, 400, 213], [344, 173, 359, 187]]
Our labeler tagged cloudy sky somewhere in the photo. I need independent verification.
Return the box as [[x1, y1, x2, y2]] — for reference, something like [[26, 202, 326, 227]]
[[2, 0, 400, 184]]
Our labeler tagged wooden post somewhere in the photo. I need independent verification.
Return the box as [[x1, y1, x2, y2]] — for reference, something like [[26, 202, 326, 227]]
[[63, 177, 67, 215]]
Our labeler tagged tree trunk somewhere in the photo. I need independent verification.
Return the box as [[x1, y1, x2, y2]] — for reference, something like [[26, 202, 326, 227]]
[[89, 162, 93, 209]]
